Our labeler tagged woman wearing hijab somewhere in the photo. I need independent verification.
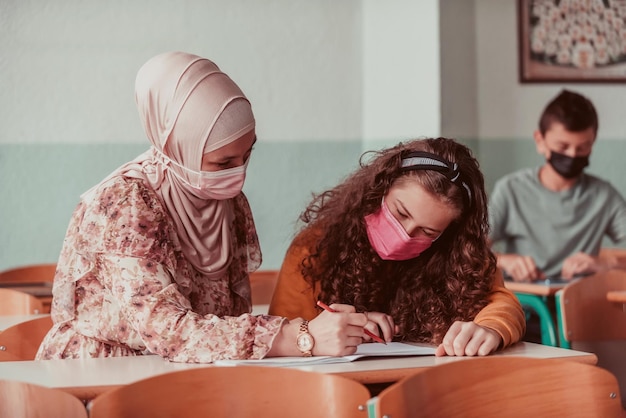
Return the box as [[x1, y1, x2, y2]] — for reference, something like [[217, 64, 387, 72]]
[[36, 52, 370, 363]]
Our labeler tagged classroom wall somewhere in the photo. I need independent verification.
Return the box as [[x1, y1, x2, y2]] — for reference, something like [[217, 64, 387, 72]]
[[4, 1, 623, 272], [440, 0, 626, 198], [0, 0, 441, 271]]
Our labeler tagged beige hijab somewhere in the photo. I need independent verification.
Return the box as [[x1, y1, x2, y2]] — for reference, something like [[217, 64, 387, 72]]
[[96, 51, 259, 278]]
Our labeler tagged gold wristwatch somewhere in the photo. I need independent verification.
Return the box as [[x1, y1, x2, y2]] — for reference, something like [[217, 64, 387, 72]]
[[296, 320, 315, 357]]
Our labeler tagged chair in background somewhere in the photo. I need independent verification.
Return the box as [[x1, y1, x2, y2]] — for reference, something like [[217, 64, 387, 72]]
[[367, 357, 624, 418], [0, 379, 88, 418], [0, 263, 56, 313], [0, 263, 57, 284], [89, 365, 370, 418], [0, 288, 45, 315], [249, 269, 279, 305], [0, 316, 53, 361], [556, 269, 626, 409]]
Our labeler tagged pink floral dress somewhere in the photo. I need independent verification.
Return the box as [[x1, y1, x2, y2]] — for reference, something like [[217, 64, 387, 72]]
[[36, 177, 284, 363]]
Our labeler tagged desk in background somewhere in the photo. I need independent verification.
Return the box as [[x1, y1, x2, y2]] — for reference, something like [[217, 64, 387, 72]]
[[0, 342, 596, 403], [505, 279, 569, 347]]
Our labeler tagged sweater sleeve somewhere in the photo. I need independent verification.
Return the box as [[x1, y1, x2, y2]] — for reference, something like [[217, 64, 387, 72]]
[[473, 269, 526, 347], [268, 232, 320, 321]]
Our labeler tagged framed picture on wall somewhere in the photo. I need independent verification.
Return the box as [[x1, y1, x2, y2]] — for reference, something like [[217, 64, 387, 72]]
[[518, 0, 626, 83]]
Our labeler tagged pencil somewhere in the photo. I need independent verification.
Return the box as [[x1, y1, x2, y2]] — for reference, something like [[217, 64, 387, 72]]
[[316, 300, 387, 344]]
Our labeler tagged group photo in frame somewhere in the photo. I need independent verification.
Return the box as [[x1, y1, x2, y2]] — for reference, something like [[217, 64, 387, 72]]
[[518, 0, 626, 83]]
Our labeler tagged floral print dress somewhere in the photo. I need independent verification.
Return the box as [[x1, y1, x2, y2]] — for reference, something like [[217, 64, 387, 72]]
[[36, 177, 284, 363]]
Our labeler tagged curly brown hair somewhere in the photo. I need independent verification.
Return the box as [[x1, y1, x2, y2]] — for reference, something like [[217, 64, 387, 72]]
[[297, 137, 497, 344]]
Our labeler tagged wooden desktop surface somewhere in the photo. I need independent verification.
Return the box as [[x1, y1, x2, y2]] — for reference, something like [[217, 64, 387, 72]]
[[504, 280, 568, 296], [0, 342, 596, 402]]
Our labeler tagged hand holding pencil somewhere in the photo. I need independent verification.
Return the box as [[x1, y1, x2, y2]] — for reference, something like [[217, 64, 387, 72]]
[[317, 301, 385, 344]]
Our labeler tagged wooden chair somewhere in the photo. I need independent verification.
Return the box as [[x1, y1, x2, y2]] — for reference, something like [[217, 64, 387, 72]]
[[0, 263, 56, 313], [249, 269, 279, 305], [558, 270, 626, 343], [0, 263, 57, 284], [367, 357, 624, 418], [0, 288, 45, 315], [557, 269, 626, 409], [0, 316, 53, 361], [89, 365, 370, 418], [0, 379, 88, 418]]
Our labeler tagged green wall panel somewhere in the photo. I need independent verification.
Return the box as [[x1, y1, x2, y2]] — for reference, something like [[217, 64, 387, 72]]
[[2, 138, 625, 272]]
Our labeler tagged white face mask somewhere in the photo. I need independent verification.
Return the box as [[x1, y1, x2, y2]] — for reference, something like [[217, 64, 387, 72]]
[[164, 156, 248, 200]]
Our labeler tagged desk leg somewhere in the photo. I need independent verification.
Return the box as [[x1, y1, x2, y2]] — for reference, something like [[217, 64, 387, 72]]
[[515, 293, 558, 347], [554, 291, 570, 349]]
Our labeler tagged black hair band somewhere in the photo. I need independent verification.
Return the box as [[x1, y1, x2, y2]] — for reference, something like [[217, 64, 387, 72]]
[[400, 151, 472, 204]]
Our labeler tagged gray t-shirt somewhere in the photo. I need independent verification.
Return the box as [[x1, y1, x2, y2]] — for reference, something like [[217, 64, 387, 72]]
[[489, 167, 626, 277]]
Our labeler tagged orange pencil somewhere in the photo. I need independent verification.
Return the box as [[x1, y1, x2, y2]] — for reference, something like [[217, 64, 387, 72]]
[[316, 300, 387, 344]]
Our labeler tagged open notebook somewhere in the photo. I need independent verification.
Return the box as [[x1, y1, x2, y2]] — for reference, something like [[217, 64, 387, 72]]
[[215, 342, 436, 367]]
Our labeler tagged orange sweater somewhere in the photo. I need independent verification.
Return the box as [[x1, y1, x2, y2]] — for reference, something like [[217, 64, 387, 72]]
[[269, 229, 525, 348]]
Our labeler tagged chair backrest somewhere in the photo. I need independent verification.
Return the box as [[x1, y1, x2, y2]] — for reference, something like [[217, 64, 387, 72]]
[[559, 270, 626, 342], [89, 366, 370, 418], [0, 288, 45, 315], [0, 263, 56, 285], [0, 316, 53, 361], [250, 270, 279, 305], [0, 379, 88, 418], [369, 357, 624, 418]]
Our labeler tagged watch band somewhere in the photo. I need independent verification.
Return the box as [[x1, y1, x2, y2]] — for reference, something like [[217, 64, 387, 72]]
[[296, 319, 314, 357]]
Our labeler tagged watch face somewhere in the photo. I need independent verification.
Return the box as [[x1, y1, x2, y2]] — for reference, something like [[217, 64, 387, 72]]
[[297, 333, 314, 351]]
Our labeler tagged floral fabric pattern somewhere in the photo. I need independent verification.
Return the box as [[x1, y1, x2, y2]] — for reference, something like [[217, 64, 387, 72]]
[[36, 176, 283, 363]]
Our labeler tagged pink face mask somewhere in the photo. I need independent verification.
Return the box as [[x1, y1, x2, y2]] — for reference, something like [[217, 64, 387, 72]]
[[165, 156, 248, 200], [364, 200, 435, 261]]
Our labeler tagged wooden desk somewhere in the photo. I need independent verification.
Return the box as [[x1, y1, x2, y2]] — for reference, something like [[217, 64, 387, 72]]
[[504, 279, 570, 347], [504, 280, 567, 297], [0, 314, 50, 331], [0, 342, 596, 403]]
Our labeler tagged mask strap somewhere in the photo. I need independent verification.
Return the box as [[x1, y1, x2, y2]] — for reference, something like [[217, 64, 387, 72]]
[[400, 151, 472, 204]]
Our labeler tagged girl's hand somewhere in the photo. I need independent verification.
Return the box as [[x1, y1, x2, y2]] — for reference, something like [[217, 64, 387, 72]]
[[435, 321, 502, 357], [361, 311, 397, 343]]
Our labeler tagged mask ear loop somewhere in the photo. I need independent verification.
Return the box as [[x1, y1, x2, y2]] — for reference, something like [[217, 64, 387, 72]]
[[400, 151, 472, 206]]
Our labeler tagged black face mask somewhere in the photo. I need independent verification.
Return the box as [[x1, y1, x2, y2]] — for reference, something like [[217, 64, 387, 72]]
[[548, 150, 589, 179]]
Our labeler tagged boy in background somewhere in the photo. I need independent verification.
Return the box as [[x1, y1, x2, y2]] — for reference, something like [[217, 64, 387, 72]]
[[489, 89, 626, 283]]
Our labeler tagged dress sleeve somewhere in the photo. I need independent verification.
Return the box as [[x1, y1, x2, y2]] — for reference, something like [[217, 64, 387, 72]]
[[100, 254, 286, 363], [473, 269, 526, 347], [268, 232, 319, 321]]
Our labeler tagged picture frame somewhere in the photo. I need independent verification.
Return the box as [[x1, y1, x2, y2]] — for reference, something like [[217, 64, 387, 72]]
[[518, 0, 626, 83]]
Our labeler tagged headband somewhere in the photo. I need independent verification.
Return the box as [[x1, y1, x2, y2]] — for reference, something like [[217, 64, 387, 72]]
[[400, 151, 472, 204]]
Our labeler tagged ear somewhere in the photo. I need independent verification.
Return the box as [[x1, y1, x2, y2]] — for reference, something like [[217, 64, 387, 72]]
[[533, 130, 548, 157]]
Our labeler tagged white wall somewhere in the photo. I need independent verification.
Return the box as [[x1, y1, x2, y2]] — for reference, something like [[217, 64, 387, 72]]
[[362, 0, 441, 144], [439, 0, 478, 140], [0, 0, 364, 145], [475, 0, 626, 141]]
